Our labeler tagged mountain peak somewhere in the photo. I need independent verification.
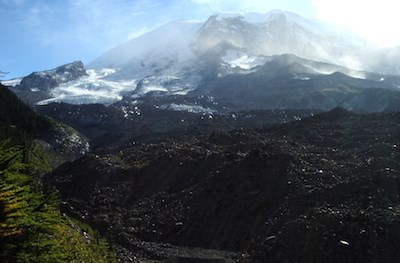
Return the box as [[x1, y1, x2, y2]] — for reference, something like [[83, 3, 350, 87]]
[[267, 9, 299, 17], [17, 61, 87, 94], [88, 19, 202, 71], [10, 10, 400, 108], [208, 10, 304, 25]]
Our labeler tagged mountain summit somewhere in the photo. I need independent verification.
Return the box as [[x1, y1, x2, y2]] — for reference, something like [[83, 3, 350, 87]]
[[89, 20, 203, 78], [194, 10, 369, 67], [6, 10, 400, 110]]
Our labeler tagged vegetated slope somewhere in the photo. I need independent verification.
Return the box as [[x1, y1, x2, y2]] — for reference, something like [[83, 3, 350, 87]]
[[47, 108, 400, 262], [0, 83, 116, 262], [0, 83, 89, 165], [0, 83, 52, 141], [0, 142, 116, 262]]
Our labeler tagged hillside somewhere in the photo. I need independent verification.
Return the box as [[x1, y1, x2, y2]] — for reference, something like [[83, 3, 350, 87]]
[[47, 108, 400, 262], [0, 83, 52, 141], [0, 84, 116, 262]]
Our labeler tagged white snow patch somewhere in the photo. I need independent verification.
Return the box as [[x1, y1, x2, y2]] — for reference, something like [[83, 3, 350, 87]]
[[305, 66, 335, 75], [121, 106, 141, 118], [2, 78, 22, 87], [141, 86, 168, 93], [158, 103, 216, 114], [222, 50, 271, 70], [36, 69, 137, 105], [339, 240, 350, 246], [348, 72, 366, 79], [293, 75, 311, 81], [133, 75, 199, 97], [214, 12, 243, 21], [213, 11, 293, 25], [303, 63, 366, 79]]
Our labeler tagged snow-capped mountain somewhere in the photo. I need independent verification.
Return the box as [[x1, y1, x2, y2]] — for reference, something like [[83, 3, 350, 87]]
[[89, 20, 202, 76], [89, 10, 379, 79], [7, 10, 400, 111], [88, 20, 204, 98], [195, 53, 400, 111], [84, 10, 390, 101], [8, 61, 88, 105], [19, 61, 87, 92], [194, 10, 371, 70]]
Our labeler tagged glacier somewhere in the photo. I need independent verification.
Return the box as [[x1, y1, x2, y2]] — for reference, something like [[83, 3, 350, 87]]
[[8, 10, 400, 108]]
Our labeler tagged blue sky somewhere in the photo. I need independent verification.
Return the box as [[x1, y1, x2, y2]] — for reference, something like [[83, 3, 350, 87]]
[[1, 0, 399, 79]]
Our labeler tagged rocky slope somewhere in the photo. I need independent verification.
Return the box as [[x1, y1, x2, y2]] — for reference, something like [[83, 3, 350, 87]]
[[8, 61, 87, 105], [46, 108, 400, 262], [192, 54, 400, 111], [9, 53, 400, 112], [37, 99, 316, 150]]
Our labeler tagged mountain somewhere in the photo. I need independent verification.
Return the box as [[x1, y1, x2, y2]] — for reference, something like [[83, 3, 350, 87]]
[[0, 83, 116, 262], [5, 9, 400, 262], [4, 61, 87, 105], [89, 20, 202, 78], [6, 10, 400, 111], [194, 54, 400, 111], [194, 11, 369, 69]]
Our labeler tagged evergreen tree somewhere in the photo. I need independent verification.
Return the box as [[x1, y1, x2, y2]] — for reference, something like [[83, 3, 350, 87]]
[[0, 141, 116, 262]]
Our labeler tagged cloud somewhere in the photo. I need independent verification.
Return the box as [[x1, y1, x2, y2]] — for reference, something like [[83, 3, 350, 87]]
[[311, 0, 400, 47], [2, 0, 319, 78], [7, 0, 314, 54], [127, 27, 152, 40]]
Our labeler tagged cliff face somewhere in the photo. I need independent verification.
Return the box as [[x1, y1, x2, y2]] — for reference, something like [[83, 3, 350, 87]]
[[18, 61, 87, 92], [9, 61, 87, 105]]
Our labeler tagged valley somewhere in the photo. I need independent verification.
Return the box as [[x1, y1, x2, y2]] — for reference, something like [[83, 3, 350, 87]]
[[2, 8, 400, 263]]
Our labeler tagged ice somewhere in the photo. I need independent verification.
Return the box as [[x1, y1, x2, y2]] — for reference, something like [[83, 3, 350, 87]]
[[2, 78, 22, 87], [158, 103, 216, 114], [222, 50, 272, 70], [37, 69, 137, 105], [293, 75, 311, 81]]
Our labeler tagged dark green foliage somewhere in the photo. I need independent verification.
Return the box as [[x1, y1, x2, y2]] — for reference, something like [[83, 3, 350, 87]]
[[0, 140, 116, 262], [0, 86, 115, 262], [0, 84, 52, 143]]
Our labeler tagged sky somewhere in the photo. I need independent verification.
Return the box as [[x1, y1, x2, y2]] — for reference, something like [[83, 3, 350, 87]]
[[1, 0, 400, 79]]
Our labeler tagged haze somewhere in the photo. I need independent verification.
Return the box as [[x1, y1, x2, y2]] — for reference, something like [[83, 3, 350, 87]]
[[1, 0, 399, 79]]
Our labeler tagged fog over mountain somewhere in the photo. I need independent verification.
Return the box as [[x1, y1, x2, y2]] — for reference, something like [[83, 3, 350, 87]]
[[90, 10, 400, 75], [4, 8, 400, 263], [5, 10, 400, 111]]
